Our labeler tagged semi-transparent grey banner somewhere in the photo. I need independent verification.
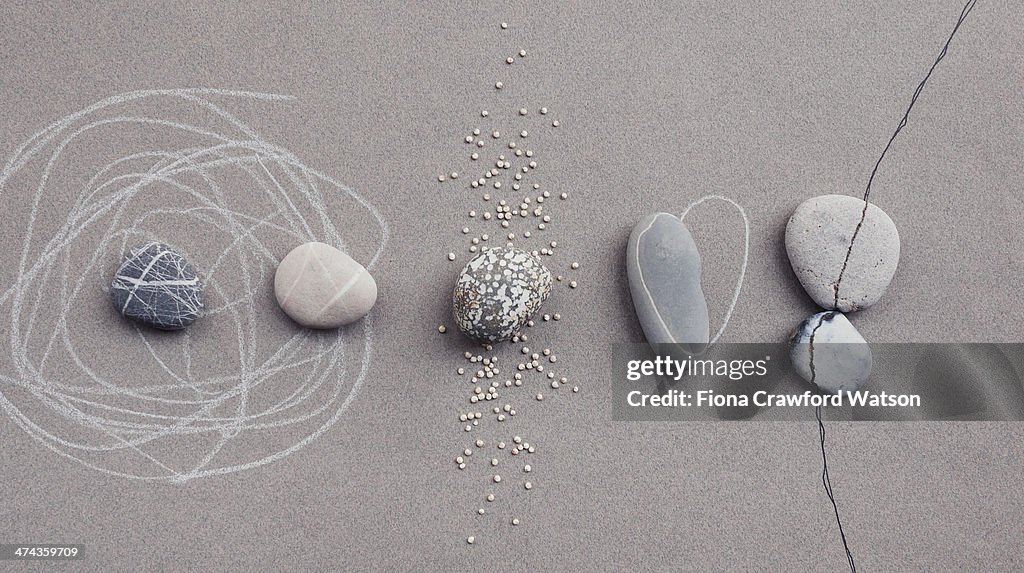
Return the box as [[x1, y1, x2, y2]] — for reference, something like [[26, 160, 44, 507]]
[[611, 344, 1024, 421]]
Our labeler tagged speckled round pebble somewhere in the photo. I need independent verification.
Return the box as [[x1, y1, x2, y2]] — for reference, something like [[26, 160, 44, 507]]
[[452, 248, 553, 343]]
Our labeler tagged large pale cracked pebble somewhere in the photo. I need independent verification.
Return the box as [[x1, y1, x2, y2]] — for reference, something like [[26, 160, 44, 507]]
[[785, 194, 900, 312], [790, 311, 872, 394], [626, 213, 709, 352], [274, 242, 377, 328], [110, 242, 203, 330], [452, 247, 552, 343]]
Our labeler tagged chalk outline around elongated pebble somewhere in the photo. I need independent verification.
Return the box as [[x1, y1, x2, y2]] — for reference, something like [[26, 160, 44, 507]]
[[632, 196, 748, 346], [0, 89, 390, 482]]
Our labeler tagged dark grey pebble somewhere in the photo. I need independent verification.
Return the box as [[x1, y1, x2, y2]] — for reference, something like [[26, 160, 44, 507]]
[[110, 242, 203, 330]]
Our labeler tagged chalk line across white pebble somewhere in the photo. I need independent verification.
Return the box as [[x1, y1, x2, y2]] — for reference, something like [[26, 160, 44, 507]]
[[0, 88, 389, 482]]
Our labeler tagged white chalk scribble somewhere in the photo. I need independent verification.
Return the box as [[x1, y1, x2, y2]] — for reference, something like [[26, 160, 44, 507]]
[[0, 89, 389, 482]]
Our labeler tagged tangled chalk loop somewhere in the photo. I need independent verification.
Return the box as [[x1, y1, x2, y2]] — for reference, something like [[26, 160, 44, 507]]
[[0, 89, 389, 482], [680, 194, 749, 345]]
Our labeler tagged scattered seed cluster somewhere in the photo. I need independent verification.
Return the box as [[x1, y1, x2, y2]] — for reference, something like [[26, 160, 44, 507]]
[[434, 30, 579, 274], [435, 19, 583, 547]]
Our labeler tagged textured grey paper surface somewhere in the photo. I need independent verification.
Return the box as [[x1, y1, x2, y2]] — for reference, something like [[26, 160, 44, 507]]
[[1, 1, 1022, 571]]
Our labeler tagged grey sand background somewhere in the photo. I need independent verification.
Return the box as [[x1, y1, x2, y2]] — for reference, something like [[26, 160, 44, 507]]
[[1, 1, 1022, 570]]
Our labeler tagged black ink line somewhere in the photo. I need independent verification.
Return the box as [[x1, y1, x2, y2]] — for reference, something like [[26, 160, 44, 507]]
[[832, 0, 980, 308], [818, 2, 979, 570], [863, 0, 979, 203], [817, 405, 856, 572]]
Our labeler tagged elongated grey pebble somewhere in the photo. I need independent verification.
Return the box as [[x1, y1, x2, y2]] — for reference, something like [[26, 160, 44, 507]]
[[785, 194, 900, 312], [274, 242, 377, 328], [452, 248, 552, 343], [790, 311, 871, 394], [626, 213, 709, 352], [110, 242, 203, 330]]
